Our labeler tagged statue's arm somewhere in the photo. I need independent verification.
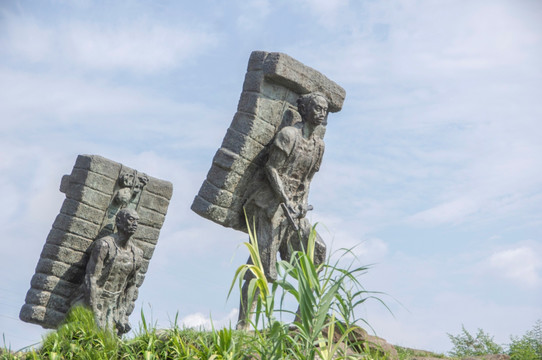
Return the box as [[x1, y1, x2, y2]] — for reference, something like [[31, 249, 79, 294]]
[[119, 248, 143, 333], [301, 141, 325, 216], [265, 129, 294, 210], [84, 240, 109, 312]]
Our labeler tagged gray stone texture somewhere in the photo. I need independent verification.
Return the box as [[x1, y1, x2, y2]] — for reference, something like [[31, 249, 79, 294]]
[[191, 51, 345, 231], [20, 154, 173, 329]]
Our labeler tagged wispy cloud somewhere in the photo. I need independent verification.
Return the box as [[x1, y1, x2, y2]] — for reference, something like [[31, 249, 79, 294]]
[[180, 309, 238, 330], [488, 245, 542, 288], [0, 12, 218, 73]]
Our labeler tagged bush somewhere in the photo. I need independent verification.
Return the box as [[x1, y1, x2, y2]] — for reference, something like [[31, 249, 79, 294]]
[[447, 325, 503, 357], [508, 319, 542, 360]]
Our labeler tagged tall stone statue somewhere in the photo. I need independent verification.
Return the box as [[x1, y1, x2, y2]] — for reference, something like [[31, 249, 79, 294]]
[[71, 209, 143, 335], [238, 93, 329, 329], [191, 51, 345, 330]]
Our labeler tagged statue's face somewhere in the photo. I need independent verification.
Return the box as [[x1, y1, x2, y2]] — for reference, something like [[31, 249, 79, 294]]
[[120, 173, 134, 187], [305, 96, 328, 126], [119, 212, 139, 235]]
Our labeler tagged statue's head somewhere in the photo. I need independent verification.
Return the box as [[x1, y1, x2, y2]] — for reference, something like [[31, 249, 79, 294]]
[[119, 172, 135, 188], [116, 208, 139, 236], [297, 93, 329, 126]]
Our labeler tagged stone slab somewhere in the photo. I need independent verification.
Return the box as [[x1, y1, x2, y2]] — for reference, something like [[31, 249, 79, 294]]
[[191, 51, 345, 231], [21, 154, 173, 329]]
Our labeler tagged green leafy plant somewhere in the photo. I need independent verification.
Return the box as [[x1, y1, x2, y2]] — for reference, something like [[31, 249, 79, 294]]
[[508, 319, 542, 360], [447, 325, 503, 357], [39, 306, 120, 360], [230, 213, 391, 360], [4, 217, 391, 359]]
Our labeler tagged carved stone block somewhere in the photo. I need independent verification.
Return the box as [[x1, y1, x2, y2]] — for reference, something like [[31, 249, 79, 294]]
[[191, 51, 345, 231], [20, 154, 173, 329]]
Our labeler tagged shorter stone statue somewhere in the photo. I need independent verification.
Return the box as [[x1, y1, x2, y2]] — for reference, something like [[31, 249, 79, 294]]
[[71, 208, 143, 335]]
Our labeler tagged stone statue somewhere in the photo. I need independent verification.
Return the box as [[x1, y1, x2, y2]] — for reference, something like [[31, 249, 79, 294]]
[[20, 155, 173, 330], [71, 208, 143, 335], [237, 92, 329, 330], [190, 51, 345, 330]]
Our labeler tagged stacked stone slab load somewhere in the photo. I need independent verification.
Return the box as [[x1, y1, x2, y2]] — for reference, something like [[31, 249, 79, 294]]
[[191, 51, 346, 232], [20, 154, 173, 328]]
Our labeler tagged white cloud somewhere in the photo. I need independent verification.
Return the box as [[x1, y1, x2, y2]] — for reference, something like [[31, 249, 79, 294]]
[[1, 15, 54, 62], [0, 68, 225, 149], [407, 197, 479, 226], [180, 309, 238, 330], [0, 13, 218, 73], [488, 246, 542, 288]]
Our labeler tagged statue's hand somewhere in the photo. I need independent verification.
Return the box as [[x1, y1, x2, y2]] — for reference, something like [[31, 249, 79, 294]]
[[115, 321, 131, 334], [298, 204, 308, 218], [285, 200, 296, 215]]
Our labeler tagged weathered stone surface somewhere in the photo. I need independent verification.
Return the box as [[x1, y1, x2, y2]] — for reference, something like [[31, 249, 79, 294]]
[[247, 51, 267, 71], [132, 239, 155, 260], [192, 51, 345, 232], [134, 224, 161, 244], [21, 154, 173, 330], [212, 148, 251, 175], [145, 179, 174, 200], [19, 304, 65, 328], [242, 70, 264, 92], [137, 207, 166, 229], [198, 180, 234, 208], [63, 183, 112, 209], [67, 168, 117, 193], [230, 112, 277, 146], [191, 196, 228, 225], [25, 289, 70, 313], [46, 229, 93, 252], [322, 326, 398, 360], [52, 213, 100, 240], [74, 154, 121, 180], [35, 258, 84, 282], [206, 165, 242, 192], [30, 273, 77, 298], [139, 192, 171, 214], [263, 52, 345, 112], [60, 199, 103, 225], [40, 244, 88, 268], [237, 93, 285, 126]]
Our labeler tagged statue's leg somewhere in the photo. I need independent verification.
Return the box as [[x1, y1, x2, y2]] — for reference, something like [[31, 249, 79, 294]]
[[236, 263, 259, 331], [284, 218, 327, 264], [313, 230, 327, 268], [236, 210, 280, 330], [288, 219, 327, 325]]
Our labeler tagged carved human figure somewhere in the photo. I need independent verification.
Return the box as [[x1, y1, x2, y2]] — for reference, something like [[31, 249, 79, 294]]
[[237, 92, 329, 329], [72, 208, 143, 335]]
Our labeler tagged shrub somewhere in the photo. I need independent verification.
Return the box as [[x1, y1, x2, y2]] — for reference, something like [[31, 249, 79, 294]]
[[508, 319, 542, 360], [447, 325, 503, 357]]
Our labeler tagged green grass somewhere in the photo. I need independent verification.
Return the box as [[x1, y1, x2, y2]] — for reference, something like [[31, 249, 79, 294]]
[[12, 218, 537, 359], [4, 221, 393, 359]]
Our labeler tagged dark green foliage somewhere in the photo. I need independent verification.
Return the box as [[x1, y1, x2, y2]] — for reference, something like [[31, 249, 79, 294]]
[[447, 325, 503, 357]]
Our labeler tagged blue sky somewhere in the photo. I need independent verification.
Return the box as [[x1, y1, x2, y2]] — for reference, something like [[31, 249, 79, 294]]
[[1, 0, 541, 353]]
